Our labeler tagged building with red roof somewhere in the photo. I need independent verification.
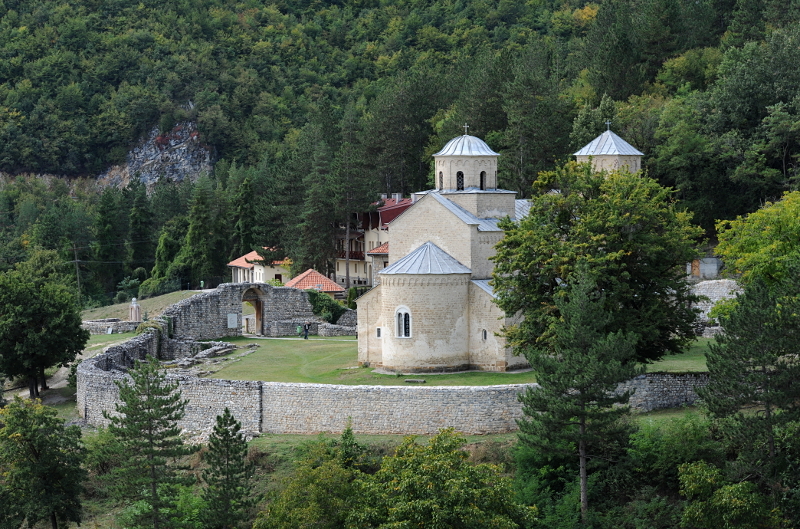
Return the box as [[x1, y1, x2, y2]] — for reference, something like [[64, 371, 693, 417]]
[[227, 248, 292, 284], [285, 269, 345, 295]]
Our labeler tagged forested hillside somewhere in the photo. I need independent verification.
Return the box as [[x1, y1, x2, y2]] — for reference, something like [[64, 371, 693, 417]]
[[1, 0, 799, 304]]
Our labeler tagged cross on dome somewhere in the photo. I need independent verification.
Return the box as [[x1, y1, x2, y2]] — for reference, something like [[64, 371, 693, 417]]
[[605, 119, 612, 131], [463, 123, 469, 135]]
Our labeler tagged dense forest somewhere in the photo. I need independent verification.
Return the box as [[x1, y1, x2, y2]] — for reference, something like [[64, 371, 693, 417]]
[[1, 0, 800, 303]]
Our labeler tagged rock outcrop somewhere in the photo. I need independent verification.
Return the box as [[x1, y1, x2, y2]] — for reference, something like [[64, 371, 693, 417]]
[[97, 121, 214, 189]]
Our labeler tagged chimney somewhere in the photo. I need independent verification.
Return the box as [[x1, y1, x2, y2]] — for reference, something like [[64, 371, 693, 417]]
[[380, 193, 387, 200], [392, 193, 402, 202]]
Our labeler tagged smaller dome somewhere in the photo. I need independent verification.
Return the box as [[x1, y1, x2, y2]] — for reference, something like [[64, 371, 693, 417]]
[[433, 135, 500, 157]]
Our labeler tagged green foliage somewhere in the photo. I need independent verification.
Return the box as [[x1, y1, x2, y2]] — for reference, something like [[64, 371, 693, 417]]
[[67, 359, 81, 390], [715, 191, 800, 283], [516, 267, 640, 522], [0, 254, 89, 398], [305, 289, 345, 324], [492, 161, 702, 364], [136, 320, 164, 336], [104, 357, 195, 528], [698, 272, 800, 513], [202, 408, 255, 529], [679, 461, 784, 528], [346, 287, 357, 310], [627, 413, 724, 493], [351, 428, 537, 528], [0, 398, 86, 529]]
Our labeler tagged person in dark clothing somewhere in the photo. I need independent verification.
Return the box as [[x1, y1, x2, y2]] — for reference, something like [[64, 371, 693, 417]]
[[303, 321, 311, 339]]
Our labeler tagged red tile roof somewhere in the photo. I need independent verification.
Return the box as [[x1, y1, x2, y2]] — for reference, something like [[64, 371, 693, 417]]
[[227, 248, 289, 268], [367, 242, 389, 255], [285, 269, 345, 293]]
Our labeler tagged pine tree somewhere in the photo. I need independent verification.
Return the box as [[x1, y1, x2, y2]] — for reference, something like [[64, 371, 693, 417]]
[[202, 408, 254, 529], [698, 273, 800, 505], [516, 266, 640, 524], [104, 357, 194, 529]]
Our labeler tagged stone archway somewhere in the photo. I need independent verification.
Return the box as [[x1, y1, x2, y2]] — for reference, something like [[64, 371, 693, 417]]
[[242, 287, 266, 335]]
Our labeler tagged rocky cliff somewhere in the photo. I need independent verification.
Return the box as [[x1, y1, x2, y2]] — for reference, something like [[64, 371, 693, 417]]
[[97, 121, 214, 190]]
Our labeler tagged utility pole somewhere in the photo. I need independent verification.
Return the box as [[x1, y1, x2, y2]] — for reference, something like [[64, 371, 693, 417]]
[[72, 242, 81, 299]]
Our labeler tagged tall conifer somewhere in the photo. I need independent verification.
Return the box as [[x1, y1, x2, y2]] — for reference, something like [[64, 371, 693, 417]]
[[202, 408, 255, 529], [517, 267, 640, 524], [105, 357, 194, 529]]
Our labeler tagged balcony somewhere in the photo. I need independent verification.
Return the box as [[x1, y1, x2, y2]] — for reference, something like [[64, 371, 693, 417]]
[[337, 250, 365, 260]]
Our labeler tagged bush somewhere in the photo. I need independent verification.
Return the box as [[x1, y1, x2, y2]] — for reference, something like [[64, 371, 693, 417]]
[[67, 360, 82, 390], [138, 276, 181, 299], [305, 290, 345, 324], [136, 321, 163, 335]]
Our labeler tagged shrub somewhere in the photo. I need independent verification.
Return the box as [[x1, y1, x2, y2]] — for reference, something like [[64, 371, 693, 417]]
[[305, 290, 345, 324], [139, 276, 181, 299]]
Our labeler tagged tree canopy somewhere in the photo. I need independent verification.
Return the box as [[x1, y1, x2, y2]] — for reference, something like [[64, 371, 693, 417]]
[[492, 161, 702, 364]]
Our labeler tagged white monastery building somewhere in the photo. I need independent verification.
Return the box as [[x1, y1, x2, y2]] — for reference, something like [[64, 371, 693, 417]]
[[357, 128, 644, 373]]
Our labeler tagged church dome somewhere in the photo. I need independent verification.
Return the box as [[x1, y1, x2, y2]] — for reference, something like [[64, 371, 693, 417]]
[[433, 135, 500, 157]]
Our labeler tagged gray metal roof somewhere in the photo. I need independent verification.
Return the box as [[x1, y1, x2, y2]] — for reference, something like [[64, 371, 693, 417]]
[[574, 130, 644, 156], [515, 199, 531, 220], [471, 279, 496, 298], [428, 192, 504, 232], [433, 135, 500, 157], [381, 241, 472, 275]]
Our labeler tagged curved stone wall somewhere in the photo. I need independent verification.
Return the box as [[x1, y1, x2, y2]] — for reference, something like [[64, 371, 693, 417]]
[[77, 282, 713, 436]]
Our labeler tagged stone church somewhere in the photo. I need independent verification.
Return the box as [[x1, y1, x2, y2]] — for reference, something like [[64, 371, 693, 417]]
[[356, 129, 643, 373]]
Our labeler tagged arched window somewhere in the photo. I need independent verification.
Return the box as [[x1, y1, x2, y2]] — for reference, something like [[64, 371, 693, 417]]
[[439, 171, 443, 190], [479, 171, 486, 190], [396, 307, 412, 338], [456, 171, 464, 191]]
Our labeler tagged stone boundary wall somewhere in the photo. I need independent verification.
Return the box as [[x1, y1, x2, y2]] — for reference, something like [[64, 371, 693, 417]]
[[82, 319, 140, 335], [318, 323, 357, 337], [622, 373, 709, 412], [337, 309, 357, 327], [76, 284, 711, 436], [691, 279, 741, 324]]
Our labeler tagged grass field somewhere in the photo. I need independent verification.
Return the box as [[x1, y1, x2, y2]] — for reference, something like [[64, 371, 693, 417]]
[[207, 335, 712, 385], [646, 337, 711, 373], [207, 336, 539, 385]]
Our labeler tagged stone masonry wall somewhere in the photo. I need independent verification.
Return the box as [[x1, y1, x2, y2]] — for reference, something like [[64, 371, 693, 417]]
[[318, 323, 357, 337], [691, 279, 741, 324], [82, 319, 140, 334], [621, 373, 710, 412], [77, 283, 713, 436]]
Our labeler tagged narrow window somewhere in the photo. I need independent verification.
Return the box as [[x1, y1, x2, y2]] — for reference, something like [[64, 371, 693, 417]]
[[396, 308, 412, 337], [480, 171, 486, 190], [456, 171, 464, 190], [439, 171, 443, 190], [482, 329, 487, 341], [377, 327, 381, 338]]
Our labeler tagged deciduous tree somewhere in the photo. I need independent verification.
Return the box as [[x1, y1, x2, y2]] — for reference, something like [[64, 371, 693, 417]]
[[492, 161, 702, 364], [0, 398, 86, 529]]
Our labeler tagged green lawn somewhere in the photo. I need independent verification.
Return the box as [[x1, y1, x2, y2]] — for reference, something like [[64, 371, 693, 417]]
[[207, 336, 538, 386], [208, 335, 713, 385], [646, 337, 711, 373]]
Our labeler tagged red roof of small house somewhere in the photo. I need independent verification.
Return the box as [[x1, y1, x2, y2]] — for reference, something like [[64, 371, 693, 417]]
[[367, 242, 389, 255], [227, 248, 289, 269], [285, 269, 345, 293]]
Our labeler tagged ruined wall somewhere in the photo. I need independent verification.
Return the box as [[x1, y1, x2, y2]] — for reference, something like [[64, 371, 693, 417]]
[[82, 319, 140, 334]]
